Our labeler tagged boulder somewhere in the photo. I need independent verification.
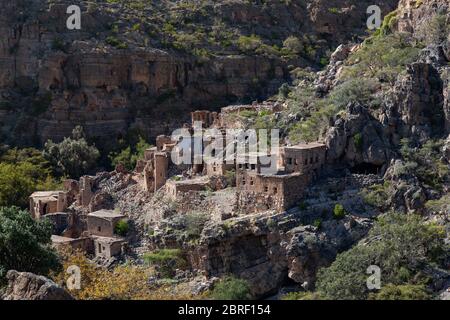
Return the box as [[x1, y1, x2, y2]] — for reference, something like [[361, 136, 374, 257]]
[[325, 104, 392, 168], [2, 270, 73, 300]]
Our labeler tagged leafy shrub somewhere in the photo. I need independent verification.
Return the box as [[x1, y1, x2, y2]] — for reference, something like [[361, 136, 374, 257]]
[[106, 36, 128, 49], [315, 213, 446, 300], [143, 249, 187, 278], [360, 182, 391, 209], [313, 218, 322, 229], [282, 36, 303, 56], [0, 206, 60, 283], [184, 212, 208, 240], [369, 284, 430, 300], [43, 126, 100, 179], [53, 251, 196, 300], [342, 33, 420, 84], [237, 35, 263, 53], [114, 219, 129, 236], [330, 78, 379, 109], [211, 276, 252, 300], [425, 194, 450, 213], [333, 204, 346, 219], [399, 139, 449, 191], [288, 101, 336, 143], [416, 13, 449, 46], [109, 136, 151, 171]]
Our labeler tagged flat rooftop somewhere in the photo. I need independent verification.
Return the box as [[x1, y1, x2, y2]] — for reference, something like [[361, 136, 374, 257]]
[[30, 191, 62, 198], [51, 235, 77, 243], [88, 209, 124, 219], [91, 235, 126, 244]]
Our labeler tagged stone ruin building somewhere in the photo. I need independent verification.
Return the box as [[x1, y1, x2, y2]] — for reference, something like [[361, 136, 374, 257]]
[[29, 191, 68, 219], [236, 142, 327, 212], [50, 209, 127, 259], [29, 175, 128, 260]]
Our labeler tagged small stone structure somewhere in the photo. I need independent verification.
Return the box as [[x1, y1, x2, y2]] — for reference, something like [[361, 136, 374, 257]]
[[191, 110, 219, 128], [48, 209, 127, 259], [92, 236, 126, 258], [78, 176, 94, 206], [282, 142, 327, 176], [87, 209, 125, 237], [29, 191, 67, 219], [166, 177, 210, 199], [51, 235, 93, 253], [143, 147, 169, 193]]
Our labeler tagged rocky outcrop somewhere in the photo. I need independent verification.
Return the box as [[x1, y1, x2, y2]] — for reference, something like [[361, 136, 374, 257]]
[[191, 208, 373, 297], [2, 270, 73, 300], [325, 104, 393, 170], [387, 62, 446, 141]]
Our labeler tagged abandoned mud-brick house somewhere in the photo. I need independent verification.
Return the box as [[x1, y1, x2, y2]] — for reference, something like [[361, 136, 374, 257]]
[[29, 191, 68, 219], [92, 236, 126, 259], [87, 209, 125, 237], [236, 143, 327, 212], [51, 235, 93, 253], [282, 142, 327, 177], [86, 210, 127, 258], [166, 176, 210, 199]]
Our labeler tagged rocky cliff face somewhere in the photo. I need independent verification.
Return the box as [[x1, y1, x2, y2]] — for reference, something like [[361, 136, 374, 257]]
[[0, 0, 398, 148]]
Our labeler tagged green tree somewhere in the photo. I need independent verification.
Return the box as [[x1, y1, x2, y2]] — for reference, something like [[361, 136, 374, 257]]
[[109, 136, 150, 171], [43, 126, 100, 178], [315, 213, 446, 300], [211, 276, 252, 300], [0, 206, 60, 282]]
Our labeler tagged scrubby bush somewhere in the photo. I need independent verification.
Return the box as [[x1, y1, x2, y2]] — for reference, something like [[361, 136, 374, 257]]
[[360, 182, 391, 209], [342, 33, 420, 84], [329, 78, 379, 109], [416, 13, 449, 46], [143, 249, 187, 278], [399, 139, 449, 191], [282, 36, 303, 56], [184, 212, 208, 240], [211, 276, 252, 300], [53, 250, 196, 300], [369, 284, 430, 300], [282, 291, 323, 300], [114, 219, 129, 236], [109, 136, 151, 171], [333, 204, 346, 219], [315, 213, 446, 300], [237, 35, 263, 53]]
